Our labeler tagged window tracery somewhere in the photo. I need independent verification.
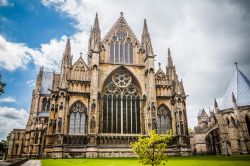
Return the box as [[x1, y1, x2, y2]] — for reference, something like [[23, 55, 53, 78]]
[[110, 31, 133, 64], [157, 105, 172, 134], [102, 71, 140, 134], [69, 102, 87, 134]]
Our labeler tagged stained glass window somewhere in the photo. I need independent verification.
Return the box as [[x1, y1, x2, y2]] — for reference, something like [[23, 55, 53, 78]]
[[69, 102, 86, 135], [102, 70, 140, 134], [157, 105, 172, 134], [109, 31, 133, 64]]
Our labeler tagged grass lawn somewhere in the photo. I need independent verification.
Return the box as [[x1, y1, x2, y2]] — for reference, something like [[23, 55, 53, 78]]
[[42, 155, 250, 166]]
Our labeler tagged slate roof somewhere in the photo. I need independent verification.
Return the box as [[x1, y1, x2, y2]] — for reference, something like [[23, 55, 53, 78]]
[[197, 109, 208, 117], [219, 65, 250, 110], [41, 71, 54, 94]]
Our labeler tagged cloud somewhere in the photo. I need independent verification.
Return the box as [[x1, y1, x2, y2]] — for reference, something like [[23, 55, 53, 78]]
[[0, 96, 16, 103], [0, 35, 34, 71], [1, 0, 250, 129], [40, 0, 250, 128], [0, 107, 28, 140], [0, 0, 13, 7]]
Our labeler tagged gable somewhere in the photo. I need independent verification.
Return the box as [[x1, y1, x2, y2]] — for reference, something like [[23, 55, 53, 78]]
[[101, 14, 139, 45]]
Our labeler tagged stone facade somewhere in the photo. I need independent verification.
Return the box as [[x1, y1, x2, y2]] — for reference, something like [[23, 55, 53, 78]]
[[7, 13, 190, 158], [192, 65, 250, 155]]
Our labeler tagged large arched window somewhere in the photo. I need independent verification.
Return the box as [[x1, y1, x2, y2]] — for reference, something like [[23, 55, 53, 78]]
[[157, 105, 172, 134], [102, 70, 140, 134], [110, 31, 133, 64], [69, 102, 87, 134]]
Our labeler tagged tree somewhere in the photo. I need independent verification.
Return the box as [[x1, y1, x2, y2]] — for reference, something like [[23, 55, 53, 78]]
[[0, 73, 6, 96], [131, 130, 173, 166]]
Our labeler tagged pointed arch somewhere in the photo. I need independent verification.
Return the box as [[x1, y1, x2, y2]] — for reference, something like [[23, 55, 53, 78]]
[[101, 66, 141, 134], [68, 101, 87, 134], [157, 104, 172, 134], [41, 97, 47, 112], [102, 66, 142, 93]]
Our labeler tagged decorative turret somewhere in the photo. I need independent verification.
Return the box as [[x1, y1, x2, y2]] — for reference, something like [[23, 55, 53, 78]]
[[197, 109, 208, 128], [60, 39, 72, 88], [89, 13, 101, 53], [141, 19, 154, 57], [214, 98, 219, 113], [166, 48, 177, 81], [167, 48, 173, 68], [178, 79, 185, 94], [35, 66, 43, 94]]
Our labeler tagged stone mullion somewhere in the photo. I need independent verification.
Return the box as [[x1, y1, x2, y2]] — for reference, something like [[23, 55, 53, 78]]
[[116, 96, 118, 133], [106, 98, 109, 133], [126, 97, 128, 134], [111, 95, 113, 133], [121, 95, 123, 134], [130, 97, 133, 134], [135, 98, 137, 134]]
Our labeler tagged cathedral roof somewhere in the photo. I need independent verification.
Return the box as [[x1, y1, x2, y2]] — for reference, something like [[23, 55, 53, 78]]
[[197, 109, 208, 117], [101, 12, 139, 44], [41, 71, 54, 94], [72, 54, 89, 69], [219, 64, 250, 110]]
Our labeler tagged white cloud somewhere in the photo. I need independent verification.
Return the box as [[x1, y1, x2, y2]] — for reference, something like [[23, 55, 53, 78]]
[[0, 0, 12, 7], [0, 107, 28, 140], [0, 96, 16, 103], [1, 0, 250, 129], [0, 35, 34, 71]]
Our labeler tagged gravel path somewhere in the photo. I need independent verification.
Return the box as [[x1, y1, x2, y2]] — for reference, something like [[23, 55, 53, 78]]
[[21, 160, 41, 166]]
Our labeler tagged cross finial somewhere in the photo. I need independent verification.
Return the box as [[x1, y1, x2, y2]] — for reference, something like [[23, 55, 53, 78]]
[[234, 62, 238, 69], [120, 11, 123, 17], [80, 52, 83, 57], [158, 62, 161, 69]]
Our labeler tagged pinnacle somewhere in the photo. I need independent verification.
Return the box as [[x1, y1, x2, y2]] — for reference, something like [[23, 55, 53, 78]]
[[167, 48, 173, 68], [64, 38, 71, 55], [142, 18, 149, 35]]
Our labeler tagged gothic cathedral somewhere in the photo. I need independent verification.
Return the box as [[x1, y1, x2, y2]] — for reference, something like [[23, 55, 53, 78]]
[[8, 13, 190, 158]]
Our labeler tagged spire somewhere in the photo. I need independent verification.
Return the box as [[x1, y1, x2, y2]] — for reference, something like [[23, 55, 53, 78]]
[[232, 92, 237, 107], [214, 98, 220, 113], [89, 13, 101, 52], [64, 38, 71, 56], [235, 62, 238, 69], [141, 19, 153, 56], [168, 48, 173, 68], [61, 38, 72, 67], [214, 98, 218, 108], [142, 19, 149, 36], [180, 79, 185, 94], [60, 39, 72, 88], [93, 13, 100, 34]]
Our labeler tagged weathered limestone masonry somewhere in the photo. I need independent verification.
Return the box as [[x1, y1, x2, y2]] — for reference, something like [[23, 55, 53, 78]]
[[8, 13, 191, 158], [191, 64, 250, 155]]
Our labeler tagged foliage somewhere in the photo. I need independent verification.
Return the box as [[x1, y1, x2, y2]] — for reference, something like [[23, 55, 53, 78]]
[[0, 73, 6, 96], [131, 130, 173, 166], [0, 133, 11, 153]]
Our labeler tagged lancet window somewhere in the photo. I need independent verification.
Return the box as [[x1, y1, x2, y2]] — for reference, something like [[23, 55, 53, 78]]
[[157, 105, 172, 134], [110, 31, 133, 64], [69, 102, 87, 134]]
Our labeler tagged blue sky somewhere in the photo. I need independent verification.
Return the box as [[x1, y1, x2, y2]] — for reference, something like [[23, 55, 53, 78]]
[[0, 0, 250, 140], [0, 0, 76, 110], [0, 0, 77, 140]]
